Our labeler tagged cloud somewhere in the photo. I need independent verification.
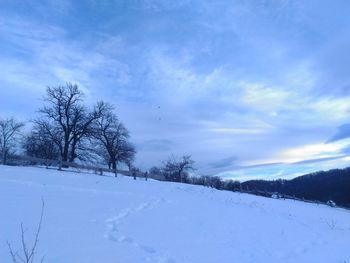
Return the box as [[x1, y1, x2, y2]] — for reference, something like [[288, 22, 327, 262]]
[[327, 124, 350, 143], [291, 155, 347, 165], [277, 143, 343, 163], [216, 155, 350, 182], [1, 0, 350, 178], [209, 156, 237, 169], [139, 139, 174, 151]]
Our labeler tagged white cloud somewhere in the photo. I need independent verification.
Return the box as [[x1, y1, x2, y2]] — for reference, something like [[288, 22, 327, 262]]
[[241, 82, 291, 113], [279, 143, 344, 163]]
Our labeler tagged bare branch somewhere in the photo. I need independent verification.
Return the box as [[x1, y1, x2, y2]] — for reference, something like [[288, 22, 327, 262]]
[[7, 199, 45, 263], [0, 117, 25, 164]]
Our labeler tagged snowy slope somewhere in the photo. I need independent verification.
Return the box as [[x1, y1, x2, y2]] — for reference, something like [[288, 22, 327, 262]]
[[0, 165, 349, 263]]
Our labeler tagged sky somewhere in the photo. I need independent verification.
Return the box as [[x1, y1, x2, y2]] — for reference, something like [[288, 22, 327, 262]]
[[1, 0, 350, 181]]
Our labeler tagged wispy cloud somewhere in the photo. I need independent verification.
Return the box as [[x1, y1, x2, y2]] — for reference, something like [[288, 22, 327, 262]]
[[1, 0, 350, 178], [328, 124, 350, 143], [209, 156, 237, 169]]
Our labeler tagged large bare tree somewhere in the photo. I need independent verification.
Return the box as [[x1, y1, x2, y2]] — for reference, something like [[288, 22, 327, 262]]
[[35, 83, 104, 162], [93, 102, 136, 170], [0, 117, 24, 165]]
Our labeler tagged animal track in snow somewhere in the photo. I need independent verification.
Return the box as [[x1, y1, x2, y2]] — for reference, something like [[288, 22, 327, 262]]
[[104, 198, 175, 262]]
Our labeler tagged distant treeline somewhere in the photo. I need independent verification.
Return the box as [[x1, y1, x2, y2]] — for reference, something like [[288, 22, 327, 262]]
[[240, 168, 350, 208], [143, 156, 350, 208], [176, 168, 350, 208]]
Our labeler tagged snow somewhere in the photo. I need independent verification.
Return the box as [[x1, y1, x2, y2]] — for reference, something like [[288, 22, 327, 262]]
[[0, 165, 349, 263]]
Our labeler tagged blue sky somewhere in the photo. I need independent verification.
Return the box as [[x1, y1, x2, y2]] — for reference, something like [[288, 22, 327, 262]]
[[1, 0, 350, 180]]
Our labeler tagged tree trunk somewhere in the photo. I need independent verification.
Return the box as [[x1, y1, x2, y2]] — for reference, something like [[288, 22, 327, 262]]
[[62, 146, 69, 162], [69, 147, 77, 162], [61, 142, 69, 168], [2, 151, 6, 165], [69, 137, 78, 163], [1, 141, 7, 165]]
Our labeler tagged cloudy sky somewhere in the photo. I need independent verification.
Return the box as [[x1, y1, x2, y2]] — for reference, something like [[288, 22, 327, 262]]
[[1, 0, 350, 180]]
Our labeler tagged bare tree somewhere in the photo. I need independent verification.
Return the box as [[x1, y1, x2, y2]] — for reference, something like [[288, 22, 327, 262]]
[[93, 102, 136, 170], [0, 117, 24, 165], [119, 142, 136, 168], [36, 83, 104, 162], [149, 166, 162, 177], [23, 125, 59, 160], [163, 155, 195, 183], [7, 199, 45, 263]]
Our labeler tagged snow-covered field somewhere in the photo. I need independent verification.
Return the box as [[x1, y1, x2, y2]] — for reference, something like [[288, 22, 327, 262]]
[[0, 165, 349, 263]]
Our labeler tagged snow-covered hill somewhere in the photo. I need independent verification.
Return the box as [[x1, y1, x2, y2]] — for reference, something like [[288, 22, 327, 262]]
[[0, 165, 349, 263]]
